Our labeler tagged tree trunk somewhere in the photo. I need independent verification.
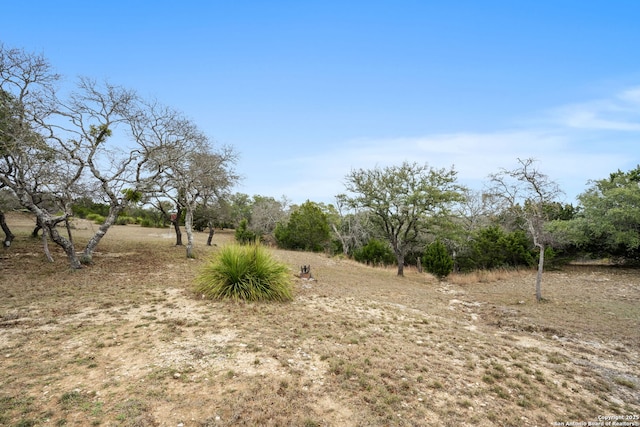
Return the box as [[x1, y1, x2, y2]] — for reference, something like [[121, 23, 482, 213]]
[[331, 224, 349, 256], [32, 223, 42, 238], [41, 225, 54, 262], [536, 244, 544, 302], [81, 206, 123, 264], [45, 221, 82, 269], [15, 190, 82, 269], [173, 205, 183, 246], [185, 208, 194, 258], [396, 253, 404, 276], [65, 217, 74, 244], [206, 221, 215, 246], [0, 212, 15, 248]]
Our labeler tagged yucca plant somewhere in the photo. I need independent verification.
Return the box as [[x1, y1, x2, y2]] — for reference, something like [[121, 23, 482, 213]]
[[195, 244, 293, 302]]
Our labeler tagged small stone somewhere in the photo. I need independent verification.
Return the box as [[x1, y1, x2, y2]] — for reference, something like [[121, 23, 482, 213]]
[[173, 372, 181, 379]]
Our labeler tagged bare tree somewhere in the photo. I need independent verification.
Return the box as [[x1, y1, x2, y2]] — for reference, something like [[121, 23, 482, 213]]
[[0, 44, 167, 267], [0, 44, 86, 266], [249, 195, 288, 240], [487, 158, 563, 302], [332, 194, 372, 256], [140, 105, 238, 258], [48, 78, 150, 264], [182, 148, 238, 258]]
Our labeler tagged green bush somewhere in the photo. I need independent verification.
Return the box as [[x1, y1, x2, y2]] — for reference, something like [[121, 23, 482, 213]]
[[116, 216, 137, 225], [235, 218, 257, 244], [423, 240, 453, 279], [353, 239, 396, 266], [195, 244, 292, 302], [139, 218, 158, 228], [274, 201, 330, 252], [86, 213, 105, 224], [456, 226, 535, 271]]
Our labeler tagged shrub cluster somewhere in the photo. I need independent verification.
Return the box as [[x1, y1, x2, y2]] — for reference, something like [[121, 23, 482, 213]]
[[456, 226, 535, 271], [353, 239, 396, 266], [235, 218, 257, 244], [275, 201, 330, 252]]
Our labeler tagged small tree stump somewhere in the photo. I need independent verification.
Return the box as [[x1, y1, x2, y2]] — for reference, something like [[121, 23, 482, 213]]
[[299, 265, 312, 279]]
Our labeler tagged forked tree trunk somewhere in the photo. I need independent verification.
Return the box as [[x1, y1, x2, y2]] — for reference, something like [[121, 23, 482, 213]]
[[331, 224, 350, 256], [45, 221, 82, 269], [17, 191, 82, 269]]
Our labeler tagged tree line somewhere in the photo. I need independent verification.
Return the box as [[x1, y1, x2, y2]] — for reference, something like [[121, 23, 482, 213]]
[[230, 160, 639, 301], [2, 43, 639, 301]]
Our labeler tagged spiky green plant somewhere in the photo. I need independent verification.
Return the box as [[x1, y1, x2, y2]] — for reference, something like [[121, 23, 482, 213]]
[[195, 244, 293, 301]]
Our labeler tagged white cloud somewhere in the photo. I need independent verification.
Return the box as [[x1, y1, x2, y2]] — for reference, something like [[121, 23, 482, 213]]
[[553, 86, 640, 131], [241, 86, 640, 205], [278, 127, 635, 205]]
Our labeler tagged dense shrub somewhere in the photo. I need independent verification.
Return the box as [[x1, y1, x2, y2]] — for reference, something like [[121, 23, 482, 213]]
[[71, 199, 109, 219], [275, 201, 330, 252], [353, 239, 396, 266], [116, 216, 137, 225], [86, 213, 105, 224], [195, 244, 292, 302], [456, 226, 535, 271], [139, 218, 155, 228], [235, 218, 257, 244], [423, 240, 453, 279]]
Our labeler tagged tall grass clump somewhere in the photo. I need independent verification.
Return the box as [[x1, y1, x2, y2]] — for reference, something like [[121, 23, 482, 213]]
[[195, 244, 292, 302]]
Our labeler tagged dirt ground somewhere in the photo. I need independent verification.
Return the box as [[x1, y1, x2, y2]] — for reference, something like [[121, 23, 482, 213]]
[[0, 212, 639, 426]]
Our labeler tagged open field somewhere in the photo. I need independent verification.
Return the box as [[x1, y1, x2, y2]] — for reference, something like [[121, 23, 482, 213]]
[[1, 212, 639, 426]]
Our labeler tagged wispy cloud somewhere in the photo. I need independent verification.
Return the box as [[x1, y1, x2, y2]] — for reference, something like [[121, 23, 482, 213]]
[[281, 129, 631, 204], [552, 86, 640, 131], [246, 86, 640, 205]]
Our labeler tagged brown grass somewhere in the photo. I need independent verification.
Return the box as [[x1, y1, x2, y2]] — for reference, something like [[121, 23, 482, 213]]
[[0, 212, 639, 426]]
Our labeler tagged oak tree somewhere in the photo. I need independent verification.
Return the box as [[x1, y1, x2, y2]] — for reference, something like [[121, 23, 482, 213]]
[[341, 161, 464, 276]]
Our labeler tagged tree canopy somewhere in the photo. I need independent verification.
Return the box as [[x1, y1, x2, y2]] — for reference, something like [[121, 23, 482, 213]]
[[552, 165, 640, 264], [340, 161, 465, 276]]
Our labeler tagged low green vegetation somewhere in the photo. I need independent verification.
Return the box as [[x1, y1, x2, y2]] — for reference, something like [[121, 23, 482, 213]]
[[275, 201, 331, 252], [423, 240, 454, 279], [353, 239, 396, 266]]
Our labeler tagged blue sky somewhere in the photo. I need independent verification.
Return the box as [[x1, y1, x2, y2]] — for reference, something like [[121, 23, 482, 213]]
[[3, 1, 640, 204]]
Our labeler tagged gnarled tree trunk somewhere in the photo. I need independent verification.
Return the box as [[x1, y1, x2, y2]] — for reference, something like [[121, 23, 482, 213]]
[[81, 206, 124, 264], [0, 212, 15, 248], [206, 220, 215, 246]]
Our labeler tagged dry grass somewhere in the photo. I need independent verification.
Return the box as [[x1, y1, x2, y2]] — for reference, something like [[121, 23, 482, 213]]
[[1, 212, 639, 426], [447, 268, 530, 285]]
